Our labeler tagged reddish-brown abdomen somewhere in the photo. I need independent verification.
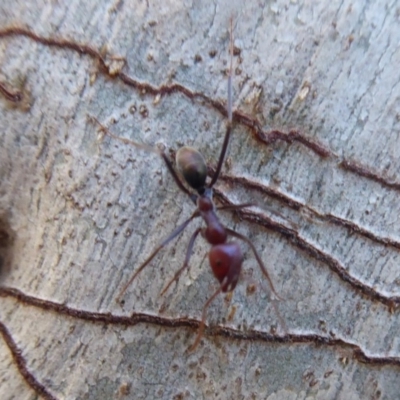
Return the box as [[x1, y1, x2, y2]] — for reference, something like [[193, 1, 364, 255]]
[[209, 242, 243, 292]]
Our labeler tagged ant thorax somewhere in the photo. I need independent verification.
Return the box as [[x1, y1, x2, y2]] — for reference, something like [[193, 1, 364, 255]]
[[197, 190, 228, 246], [196, 188, 214, 212]]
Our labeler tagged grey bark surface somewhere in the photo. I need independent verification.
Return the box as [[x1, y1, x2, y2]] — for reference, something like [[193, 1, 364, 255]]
[[1, 1, 400, 399]]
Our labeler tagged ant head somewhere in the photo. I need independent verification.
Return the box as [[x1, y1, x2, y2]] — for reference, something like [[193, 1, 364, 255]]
[[176, 146, 207, 192]]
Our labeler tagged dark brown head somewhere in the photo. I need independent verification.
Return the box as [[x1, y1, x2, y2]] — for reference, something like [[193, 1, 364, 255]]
[[176, 146, 207, 192]]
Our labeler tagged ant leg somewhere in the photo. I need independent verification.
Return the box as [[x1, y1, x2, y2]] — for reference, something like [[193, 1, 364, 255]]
[[216, 202, 254, 212], [89, 115, 195, 201], [116, 212, 199, 303], [209, 18, 234, 188], [159, 227, 202, 296], [89, 115, 158, 154], [188, 286, 222, 352], [160, 152, 196, 203], [227, 228, 288, 334], [225, 228, 283, 301]]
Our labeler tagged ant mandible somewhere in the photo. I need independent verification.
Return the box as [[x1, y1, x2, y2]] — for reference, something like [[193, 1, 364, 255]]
[[93, 18, 283, 350]]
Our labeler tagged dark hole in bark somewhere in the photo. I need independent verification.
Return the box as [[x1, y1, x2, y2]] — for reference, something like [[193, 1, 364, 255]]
[[0, 214, 15, 280]]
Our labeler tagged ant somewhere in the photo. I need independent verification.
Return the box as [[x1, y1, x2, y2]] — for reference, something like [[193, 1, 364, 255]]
[[92, 18, 283, 350]]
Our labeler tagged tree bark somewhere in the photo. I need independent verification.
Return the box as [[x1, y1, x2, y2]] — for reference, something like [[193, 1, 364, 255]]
[[1, 1, 400, 399]]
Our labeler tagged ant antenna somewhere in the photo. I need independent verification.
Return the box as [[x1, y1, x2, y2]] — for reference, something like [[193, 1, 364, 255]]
[[208, 16, 234, 188], [228, 16, 233, 124]]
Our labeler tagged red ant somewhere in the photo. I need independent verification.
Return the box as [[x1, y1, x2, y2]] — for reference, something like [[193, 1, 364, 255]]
[[92, 19, 283, 350]]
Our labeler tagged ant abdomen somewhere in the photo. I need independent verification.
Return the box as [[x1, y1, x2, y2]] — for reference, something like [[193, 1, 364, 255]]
[[176, 146, 207, 191], [209, 242, 243, 292]]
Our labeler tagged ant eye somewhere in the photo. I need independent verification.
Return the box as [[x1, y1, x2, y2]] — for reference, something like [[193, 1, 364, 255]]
[[176, 146, 207, 190]]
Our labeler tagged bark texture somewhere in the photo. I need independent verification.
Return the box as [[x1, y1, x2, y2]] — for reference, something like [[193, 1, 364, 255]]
[[1, 1, 400, 399]]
